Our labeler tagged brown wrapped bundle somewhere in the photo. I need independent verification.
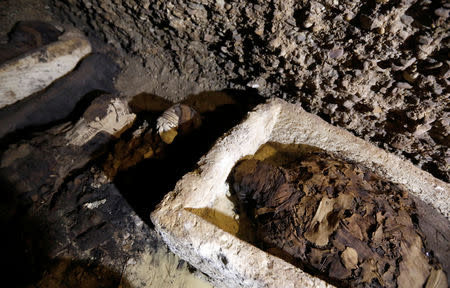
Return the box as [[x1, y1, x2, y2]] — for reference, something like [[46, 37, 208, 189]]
[[230, 152, 448, 288]]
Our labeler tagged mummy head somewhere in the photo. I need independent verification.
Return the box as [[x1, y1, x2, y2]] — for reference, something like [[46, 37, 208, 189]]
[[156, 104, 201, 143]]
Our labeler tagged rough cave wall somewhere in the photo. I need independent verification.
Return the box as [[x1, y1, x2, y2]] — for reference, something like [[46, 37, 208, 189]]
[[53, 0, 449, 181]]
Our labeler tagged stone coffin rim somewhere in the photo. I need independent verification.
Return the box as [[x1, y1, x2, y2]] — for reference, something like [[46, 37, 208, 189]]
[[151, 98, 449, 288]]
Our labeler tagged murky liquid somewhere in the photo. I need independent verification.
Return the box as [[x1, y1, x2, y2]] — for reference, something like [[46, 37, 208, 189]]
[[242, 142, 323, 165]]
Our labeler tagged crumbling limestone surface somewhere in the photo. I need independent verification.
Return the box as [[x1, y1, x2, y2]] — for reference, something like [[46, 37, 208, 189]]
[[52, 0, 449, 182]]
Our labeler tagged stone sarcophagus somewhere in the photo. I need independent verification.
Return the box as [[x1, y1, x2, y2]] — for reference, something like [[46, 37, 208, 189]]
[[151, 98, 449, 288]]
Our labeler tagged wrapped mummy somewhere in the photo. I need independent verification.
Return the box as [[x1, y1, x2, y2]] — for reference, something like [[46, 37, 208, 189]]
[[156, 104, 202, 144]]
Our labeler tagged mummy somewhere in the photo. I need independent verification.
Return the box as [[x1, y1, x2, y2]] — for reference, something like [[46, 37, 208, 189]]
[[156, 103, 201, 135]]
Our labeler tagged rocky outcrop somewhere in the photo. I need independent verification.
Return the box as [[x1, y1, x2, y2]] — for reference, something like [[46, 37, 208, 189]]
[[52, 0, 449, 182]]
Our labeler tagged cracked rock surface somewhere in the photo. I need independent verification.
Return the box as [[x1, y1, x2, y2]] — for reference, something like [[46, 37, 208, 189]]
[[53, 0, 449, 182]]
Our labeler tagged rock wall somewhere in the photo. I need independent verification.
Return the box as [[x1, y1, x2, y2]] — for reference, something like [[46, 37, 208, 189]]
[[52, 0, 449, 182]]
